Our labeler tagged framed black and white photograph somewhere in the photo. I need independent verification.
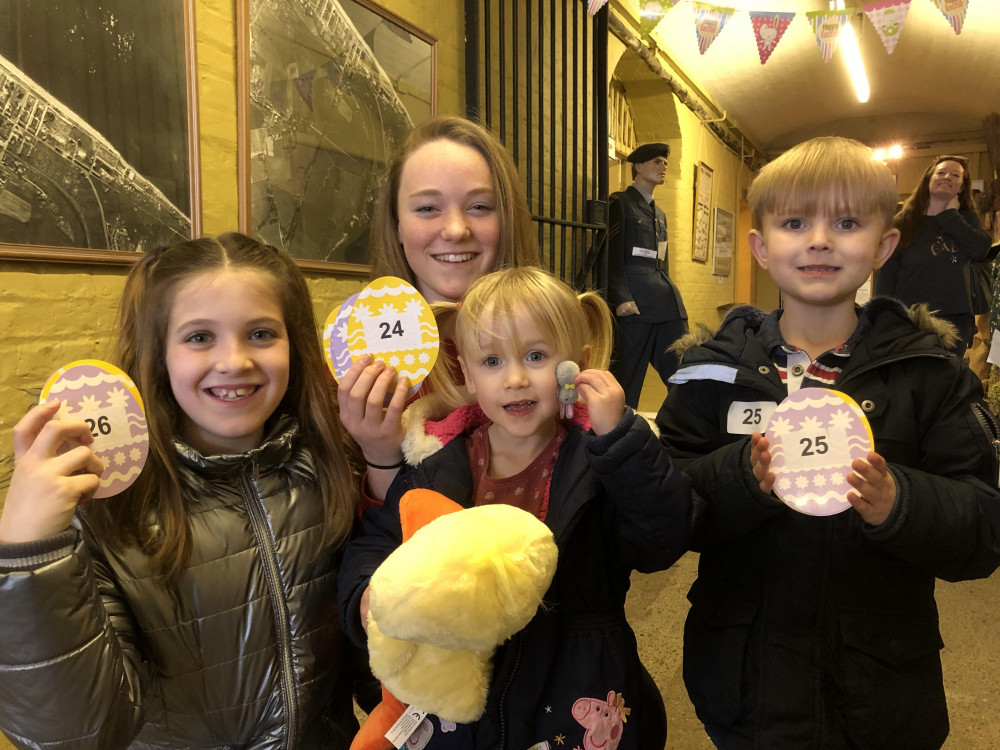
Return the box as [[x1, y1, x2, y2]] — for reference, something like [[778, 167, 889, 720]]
[[692, 161, 713, 262], [712, 206, 734, 276], [0, 0, 199, 263], [238, 0, 436, 273]]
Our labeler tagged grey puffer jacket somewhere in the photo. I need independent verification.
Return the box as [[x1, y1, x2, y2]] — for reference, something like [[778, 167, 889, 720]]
[[0, 417, 356, 749]]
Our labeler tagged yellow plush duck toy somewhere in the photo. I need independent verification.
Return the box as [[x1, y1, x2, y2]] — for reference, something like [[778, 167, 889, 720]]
[[351, 488, 559, 750]]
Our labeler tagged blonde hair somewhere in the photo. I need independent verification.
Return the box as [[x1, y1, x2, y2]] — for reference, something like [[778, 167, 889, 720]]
[[748, 136, 899, 231], [427, 267, 613, 412], [370, 116, 540, 283]]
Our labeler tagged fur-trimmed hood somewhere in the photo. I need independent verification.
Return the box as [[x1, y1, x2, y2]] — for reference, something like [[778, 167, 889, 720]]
[[401, 399, 591, 467], [670, 298, 959, 360]]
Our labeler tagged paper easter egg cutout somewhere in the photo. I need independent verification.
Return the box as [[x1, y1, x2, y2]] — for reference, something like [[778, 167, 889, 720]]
[[324, 292, 359, 381], [765, 387, 874, 516], [40, 359, 149, 499], [345, 277, 440, 389]]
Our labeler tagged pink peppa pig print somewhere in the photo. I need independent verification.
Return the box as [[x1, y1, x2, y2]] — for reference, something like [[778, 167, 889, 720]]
[[571, 690, 629, 750]]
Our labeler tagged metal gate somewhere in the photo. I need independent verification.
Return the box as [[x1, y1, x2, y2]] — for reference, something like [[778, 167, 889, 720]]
[[465, 0, 609, 293]]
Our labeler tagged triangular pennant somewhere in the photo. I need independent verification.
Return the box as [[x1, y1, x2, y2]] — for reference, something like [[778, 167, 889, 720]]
[[749, 11, 795, 65], [692, 3, 737, 56], [863, 0, 911, 54], [586, 0, 609, 18], [638, 0, 678, 36], [806, 10, 850, 63], [933, 0, 968, 35]]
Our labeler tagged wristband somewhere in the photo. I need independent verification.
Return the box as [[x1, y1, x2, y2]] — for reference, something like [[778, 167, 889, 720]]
[[365, 458, 406, 471]]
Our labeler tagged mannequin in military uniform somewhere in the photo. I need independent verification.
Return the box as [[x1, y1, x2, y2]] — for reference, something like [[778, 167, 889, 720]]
[[607, 142, 688, 408]]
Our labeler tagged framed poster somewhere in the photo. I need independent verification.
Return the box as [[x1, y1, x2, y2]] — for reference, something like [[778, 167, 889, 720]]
[[692, 161, 713, 262], [712, 207, 734, 276], [238, 0, 437, 273], [0, 0, 199, 263]]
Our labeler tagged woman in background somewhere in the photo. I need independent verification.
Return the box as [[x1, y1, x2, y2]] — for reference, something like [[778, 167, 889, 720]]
[[874, 154, 992, 354]]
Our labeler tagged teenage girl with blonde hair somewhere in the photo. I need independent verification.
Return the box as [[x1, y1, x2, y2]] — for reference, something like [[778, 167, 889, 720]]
[[339, 116, 541, 504]]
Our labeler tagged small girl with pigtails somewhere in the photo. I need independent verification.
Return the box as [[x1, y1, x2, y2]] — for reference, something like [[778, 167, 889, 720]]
[[338, 266, 693, 749]]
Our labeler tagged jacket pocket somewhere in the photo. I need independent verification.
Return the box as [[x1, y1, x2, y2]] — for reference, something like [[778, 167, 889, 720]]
[[838, 610, 948, 749], [682, 584, 758, 725], [849, 382, 919, 465]]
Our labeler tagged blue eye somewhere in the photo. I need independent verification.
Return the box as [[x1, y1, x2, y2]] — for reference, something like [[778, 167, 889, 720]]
[[250, 329, 276, 341], [185, 332, 211, 344], [526, 351, 545, 362], [782, 218, 805, 230], [483, 355, 501, 367]]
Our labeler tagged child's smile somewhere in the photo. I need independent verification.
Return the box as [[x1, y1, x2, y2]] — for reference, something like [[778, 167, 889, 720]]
[[749, 211, 898, 310], [459, 309, 571, 465], [165, 268, 290, 455]]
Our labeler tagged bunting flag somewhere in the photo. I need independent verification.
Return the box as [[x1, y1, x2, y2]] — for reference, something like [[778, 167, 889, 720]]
[[638, 0, 678, 36], [749, 11, 795, 65], [586, 0, 609, 18], [806, 10, 851, 63], [863, 0, 911, 54], [292, 69, 317, 111], [692, 3, 737, 55], [933, 0, 969, 35]]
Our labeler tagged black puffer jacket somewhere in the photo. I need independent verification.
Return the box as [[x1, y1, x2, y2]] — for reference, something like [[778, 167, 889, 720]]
[[656, 299, 1000, 749], [339, 401, 692, 750], [0, 417, 356, 749]]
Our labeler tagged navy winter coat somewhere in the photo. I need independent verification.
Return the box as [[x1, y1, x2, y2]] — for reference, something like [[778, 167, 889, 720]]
[[339, 402, 693, 750], [656, 300, 1000, 749]]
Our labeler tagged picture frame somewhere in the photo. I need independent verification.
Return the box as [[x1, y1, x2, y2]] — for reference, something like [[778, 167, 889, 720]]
[[712, 207, 734, 276], [692, 161, 713, 262], [237, 0, 437, 274], [0, 0, 200, 264]]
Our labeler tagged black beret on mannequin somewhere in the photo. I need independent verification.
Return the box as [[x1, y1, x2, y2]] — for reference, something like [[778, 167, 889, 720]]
[[627, 143, 670, 164]]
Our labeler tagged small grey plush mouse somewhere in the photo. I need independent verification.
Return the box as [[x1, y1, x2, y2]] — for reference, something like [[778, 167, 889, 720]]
[[555, 360, 581, 419]]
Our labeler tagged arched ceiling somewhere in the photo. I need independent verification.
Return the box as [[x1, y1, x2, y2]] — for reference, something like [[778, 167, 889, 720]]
[[616, 1, 1000, 157]]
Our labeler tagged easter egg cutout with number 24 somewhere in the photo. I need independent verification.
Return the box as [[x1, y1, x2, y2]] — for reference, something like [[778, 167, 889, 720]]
[[766, 387, 873, 516], [40, 359, 149, 499], [346, 277, 439, 389]]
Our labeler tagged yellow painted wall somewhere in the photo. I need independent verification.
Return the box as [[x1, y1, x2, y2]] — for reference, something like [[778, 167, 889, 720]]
[[0, 0, 465, 503], [608, 3, 756, 333]]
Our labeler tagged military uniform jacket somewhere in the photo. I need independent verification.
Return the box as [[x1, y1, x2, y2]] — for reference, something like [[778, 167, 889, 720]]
[[607, 185, 687, 323], [656, 300, 1000, 749]]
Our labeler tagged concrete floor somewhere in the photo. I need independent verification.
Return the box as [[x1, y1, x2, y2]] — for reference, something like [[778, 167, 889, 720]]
[[631, 365, 1000, 749], [627, 553, 1000, 749]]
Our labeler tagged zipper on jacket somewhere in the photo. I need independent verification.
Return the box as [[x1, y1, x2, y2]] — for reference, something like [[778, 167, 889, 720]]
[[497, 635, 523, 750], [971, 401, 1000, 487], [241, 458, 299, 748]]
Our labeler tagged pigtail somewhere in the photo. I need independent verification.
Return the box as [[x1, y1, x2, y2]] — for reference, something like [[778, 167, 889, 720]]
[[421, 303, 472, 415], [578, 291, 614, 370]]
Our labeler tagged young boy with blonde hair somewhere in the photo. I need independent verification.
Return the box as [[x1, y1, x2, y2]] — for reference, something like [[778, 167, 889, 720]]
[[657, 136, 1000, 749]]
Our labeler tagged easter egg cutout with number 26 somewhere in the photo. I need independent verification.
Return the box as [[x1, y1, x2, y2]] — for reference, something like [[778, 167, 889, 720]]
[[766, 387, 873, 516], [346, 277, 439, 389], [40, 359, 149, 499]]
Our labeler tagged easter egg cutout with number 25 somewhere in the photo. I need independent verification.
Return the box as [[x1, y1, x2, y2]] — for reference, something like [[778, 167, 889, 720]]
[[766, 387, 873, 516], [346, 277, 439, 389], [40, 359, 149, 499]]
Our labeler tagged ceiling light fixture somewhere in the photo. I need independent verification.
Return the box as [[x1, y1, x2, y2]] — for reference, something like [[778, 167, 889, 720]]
[[832, 1, 870, 104]]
